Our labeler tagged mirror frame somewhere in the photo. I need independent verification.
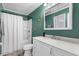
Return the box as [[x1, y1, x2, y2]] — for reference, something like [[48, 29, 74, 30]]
[[44, 3, 73, 30]]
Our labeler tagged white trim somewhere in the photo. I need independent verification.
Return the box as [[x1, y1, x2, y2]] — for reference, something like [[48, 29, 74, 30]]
[[2, 8, 27, 16], [68, 3, 73, 29], [44, 28, 72, 30], [44, 10, 46, 30]]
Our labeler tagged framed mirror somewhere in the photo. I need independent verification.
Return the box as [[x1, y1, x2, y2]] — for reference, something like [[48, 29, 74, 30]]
[[44, 3, 73, 30]]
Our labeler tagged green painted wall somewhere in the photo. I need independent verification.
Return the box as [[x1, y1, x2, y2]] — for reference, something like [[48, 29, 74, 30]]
[[28, 3, 79, 38], [0, 3, 3, 11], [28, 4, 45, 37]]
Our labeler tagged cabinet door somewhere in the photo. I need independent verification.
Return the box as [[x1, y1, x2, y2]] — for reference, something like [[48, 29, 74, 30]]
[[38, 41, 51, 56], [52, 47, 75, 56], [33, 39, 39, 56]]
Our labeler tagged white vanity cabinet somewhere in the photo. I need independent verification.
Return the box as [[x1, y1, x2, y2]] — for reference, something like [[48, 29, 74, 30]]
[[51, 46, 75, 56], [33, 38, 76, 56], [33, 39, 53, 56], [38, 41, 52, 56]]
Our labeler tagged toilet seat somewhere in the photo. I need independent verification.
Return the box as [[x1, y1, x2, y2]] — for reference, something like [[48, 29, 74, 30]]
[[23, 44, 33, 50]]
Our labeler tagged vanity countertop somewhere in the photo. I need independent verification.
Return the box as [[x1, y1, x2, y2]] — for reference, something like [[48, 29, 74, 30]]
[[33, 36, 79, 56]]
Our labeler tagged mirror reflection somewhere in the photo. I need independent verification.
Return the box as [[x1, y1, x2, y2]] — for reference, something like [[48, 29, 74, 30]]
[[44, 3, 72, 30]]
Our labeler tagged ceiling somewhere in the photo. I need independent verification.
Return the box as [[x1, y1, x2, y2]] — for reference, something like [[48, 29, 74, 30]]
[[2, 3, 42, 15]]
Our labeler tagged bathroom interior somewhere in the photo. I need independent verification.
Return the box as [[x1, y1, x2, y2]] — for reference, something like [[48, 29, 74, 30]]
[[0, 3, 79, 56]]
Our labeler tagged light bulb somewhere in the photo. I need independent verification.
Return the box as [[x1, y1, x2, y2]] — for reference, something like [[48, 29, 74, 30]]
[[44, 3, 47, 6]]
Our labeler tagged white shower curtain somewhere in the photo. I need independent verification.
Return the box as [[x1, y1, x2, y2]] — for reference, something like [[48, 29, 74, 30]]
[[1, 13, 23, 55]]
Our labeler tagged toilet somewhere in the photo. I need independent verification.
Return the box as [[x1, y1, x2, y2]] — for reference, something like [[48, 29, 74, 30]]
[[23, 44, 33, 56]]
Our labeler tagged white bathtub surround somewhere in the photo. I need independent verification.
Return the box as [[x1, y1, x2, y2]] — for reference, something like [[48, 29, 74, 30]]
[[23, 19, 32, 56], [33, 36, 79, 56], [23, 19, 32, 45]]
